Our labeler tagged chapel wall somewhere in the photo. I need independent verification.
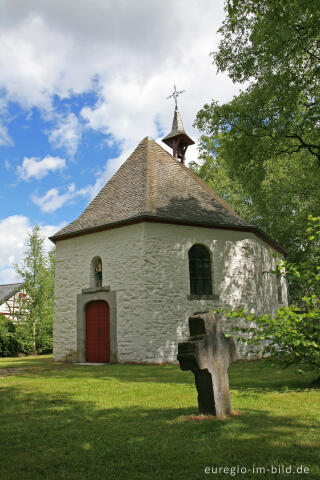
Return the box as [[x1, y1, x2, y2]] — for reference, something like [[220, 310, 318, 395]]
[[53, 221, 287, 364], [134, 222, 287, 363], [53, 223, 146, 362]]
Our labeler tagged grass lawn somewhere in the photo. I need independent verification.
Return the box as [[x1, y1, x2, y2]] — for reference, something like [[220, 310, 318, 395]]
[[0, 356, 319, 480]]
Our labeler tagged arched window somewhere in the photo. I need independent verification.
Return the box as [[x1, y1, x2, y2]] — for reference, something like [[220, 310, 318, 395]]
[[188, 244, 212, 295], [91, 257, 103, 288]]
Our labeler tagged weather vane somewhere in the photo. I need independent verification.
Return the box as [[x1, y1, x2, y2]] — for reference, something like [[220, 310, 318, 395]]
[[167, 84, 185, 107]]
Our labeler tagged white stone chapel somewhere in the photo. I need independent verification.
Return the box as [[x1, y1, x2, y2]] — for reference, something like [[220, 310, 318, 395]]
[[50, 100, 287, 364]]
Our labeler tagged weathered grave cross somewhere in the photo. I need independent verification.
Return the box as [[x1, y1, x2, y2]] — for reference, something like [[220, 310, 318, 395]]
[[177, 311, 237, 418]]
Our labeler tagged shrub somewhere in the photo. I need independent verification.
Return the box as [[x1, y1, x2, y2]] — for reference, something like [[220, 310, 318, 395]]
[[227, 216, 320, 378], [0, 317, 20, 357]]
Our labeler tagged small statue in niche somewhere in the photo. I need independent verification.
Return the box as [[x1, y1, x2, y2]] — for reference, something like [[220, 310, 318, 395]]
[[95, 261, 102, 287]]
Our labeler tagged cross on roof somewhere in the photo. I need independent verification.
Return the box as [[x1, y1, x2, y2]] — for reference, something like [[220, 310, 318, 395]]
[[167, 84, 185, 107]]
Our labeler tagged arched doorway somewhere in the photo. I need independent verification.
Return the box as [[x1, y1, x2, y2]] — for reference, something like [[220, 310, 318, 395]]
[[86, 300, 110, 363]]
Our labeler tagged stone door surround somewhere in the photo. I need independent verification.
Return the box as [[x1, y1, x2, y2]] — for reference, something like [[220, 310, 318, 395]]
[[76, 286, 117, 363]]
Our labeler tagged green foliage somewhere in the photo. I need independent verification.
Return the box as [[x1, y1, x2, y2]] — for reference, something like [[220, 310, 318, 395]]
[[193, 1, 320, 287], [189, 136, 320, 271], [35, 246, 55, 354], [227, 302, 320, 372], [196, 0, 320, 166], [226, 217, 320, 374], [14, 225, 55, 356], [0, 317, 20, 357], [189, 138, 254, 221], [14, 322, 33, 355], [281, 215, 320, 303]]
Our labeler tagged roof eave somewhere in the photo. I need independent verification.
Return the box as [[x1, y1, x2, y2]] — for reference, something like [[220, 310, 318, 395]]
[[162, 132, 195, 146], [49, 215, 286, 256]]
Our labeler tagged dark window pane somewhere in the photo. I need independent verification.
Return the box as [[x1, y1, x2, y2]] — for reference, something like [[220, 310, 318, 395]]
[[188, 245, 212, 295]]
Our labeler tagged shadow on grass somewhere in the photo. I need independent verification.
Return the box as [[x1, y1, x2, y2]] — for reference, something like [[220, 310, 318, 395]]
[[0, 383, 319, 480], [1, 356, 319, 392], [229, 361, 320, 392], [53, 361, 320, 393], [0, 355, 53, 369]]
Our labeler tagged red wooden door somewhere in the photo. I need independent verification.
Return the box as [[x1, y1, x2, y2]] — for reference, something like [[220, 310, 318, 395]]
[[86, 301, 110, 363]]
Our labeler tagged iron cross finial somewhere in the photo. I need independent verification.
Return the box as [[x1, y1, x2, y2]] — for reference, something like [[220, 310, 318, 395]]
[[167, 84, 185, 107]]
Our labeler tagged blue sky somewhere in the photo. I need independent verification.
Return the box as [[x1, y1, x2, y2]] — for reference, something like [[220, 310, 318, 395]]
[[1, 92, 119, 224], [0, 0, 240, 283]]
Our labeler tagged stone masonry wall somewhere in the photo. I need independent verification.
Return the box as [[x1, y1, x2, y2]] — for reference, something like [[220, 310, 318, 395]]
[[141, 223, 287, 362], [53, 223, 146, 361], [53, 222, 287, 363]]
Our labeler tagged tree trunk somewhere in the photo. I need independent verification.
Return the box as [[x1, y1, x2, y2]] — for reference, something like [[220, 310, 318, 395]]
[[32, 319, 37, 355]]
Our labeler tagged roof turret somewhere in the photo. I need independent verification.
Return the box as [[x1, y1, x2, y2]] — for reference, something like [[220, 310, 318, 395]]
[[162, 85, 194, 164]]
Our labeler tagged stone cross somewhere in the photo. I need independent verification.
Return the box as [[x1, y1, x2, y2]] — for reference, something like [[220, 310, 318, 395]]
[[177, 311, 237, 418]]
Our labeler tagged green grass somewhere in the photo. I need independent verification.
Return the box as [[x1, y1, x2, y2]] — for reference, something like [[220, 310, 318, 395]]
[[0, 356, 319, 480]]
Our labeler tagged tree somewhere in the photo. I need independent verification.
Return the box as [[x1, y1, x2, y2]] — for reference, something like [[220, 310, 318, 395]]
[[189, 135, 320, 270], [196, 0, 320, 168], [37, 247, 55, 353], [15, 225, 55, 355], [193, 0, 320, 378], [193, 0, 320, 291], [226, 216, 320, 378]]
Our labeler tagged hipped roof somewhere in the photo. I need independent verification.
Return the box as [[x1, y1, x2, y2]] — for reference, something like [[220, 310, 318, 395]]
[[50, 137, 285, 254]]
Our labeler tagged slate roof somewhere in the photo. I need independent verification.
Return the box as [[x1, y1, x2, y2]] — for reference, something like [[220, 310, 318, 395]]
[[50, 137, 285, 254], [0, 283, 24, 303]]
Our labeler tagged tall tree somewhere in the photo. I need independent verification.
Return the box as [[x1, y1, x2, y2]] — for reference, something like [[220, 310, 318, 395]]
[[193, 0, 320, 274], [196, 0, 320, 168], [190, 135, 320, 266], [15, 226, 55, 355], [37, 246, 55, 353]]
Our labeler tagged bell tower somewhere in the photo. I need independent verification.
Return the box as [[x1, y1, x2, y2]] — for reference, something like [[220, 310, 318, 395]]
[[162, 85, 194, 165]]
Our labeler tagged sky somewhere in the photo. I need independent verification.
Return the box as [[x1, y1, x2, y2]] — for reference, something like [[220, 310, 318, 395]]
[[0, 0, 241, 284]]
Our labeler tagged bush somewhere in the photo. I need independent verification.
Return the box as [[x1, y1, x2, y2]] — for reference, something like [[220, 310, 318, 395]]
[[227, 299, 320, 372], [36, 319, 53, 354], [227, 216, 320, 377], [0, 317, 20, 357], [0, 317, 53, 357], [14, 323, 33, 355]]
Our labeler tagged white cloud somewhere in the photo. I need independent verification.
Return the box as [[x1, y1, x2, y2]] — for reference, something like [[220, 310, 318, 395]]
[[47, 113, 82, 157], [0, 0, 239, 159], [17, 155, 66, 180], [0, 215, 63, 284], [0, 123, 13, 146], [0, 14, 77, 110], [0, 2, 242, 280], [32, 183, 89, 213]]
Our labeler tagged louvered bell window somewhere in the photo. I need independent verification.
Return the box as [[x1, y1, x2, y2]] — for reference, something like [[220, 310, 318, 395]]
[[188, 244, 212, 295]]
